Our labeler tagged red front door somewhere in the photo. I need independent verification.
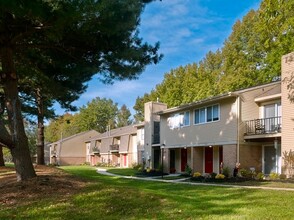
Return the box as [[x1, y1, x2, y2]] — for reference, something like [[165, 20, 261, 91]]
[[205, 147, 213, 173], [181, 148, 187, 172], [123, 154, 127, 167]]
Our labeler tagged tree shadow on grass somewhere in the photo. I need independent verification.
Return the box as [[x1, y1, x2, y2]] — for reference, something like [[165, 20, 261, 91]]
[[23, 167, 292, 220]]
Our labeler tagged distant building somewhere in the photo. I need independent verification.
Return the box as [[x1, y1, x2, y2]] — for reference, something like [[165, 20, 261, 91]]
[[86, 125, 139, 167], [48, 130, 99, 165]]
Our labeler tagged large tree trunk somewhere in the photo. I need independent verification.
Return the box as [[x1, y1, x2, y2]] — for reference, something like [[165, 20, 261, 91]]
[[36, 88, 45, 165], [1, 47, 36, 181], [0, 146, 5, 166]]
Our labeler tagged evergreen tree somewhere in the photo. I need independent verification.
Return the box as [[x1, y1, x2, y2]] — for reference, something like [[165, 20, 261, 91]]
[[0, 0, 161, 181]]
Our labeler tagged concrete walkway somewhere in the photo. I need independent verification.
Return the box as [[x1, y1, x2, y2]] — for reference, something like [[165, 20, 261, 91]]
[[96, 168, 294, 191]]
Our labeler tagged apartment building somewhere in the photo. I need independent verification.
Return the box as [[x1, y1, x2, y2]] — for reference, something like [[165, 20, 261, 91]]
[[150, 52, 294, 175]]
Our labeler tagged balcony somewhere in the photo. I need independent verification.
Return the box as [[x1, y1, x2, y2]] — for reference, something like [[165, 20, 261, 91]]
[[109, 144, 119, 152], [51, 150, 56, 156], [92, 146, 100, 154], [244, 116, 281, 136]]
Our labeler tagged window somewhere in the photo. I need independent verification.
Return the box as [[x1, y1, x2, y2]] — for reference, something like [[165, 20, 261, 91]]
[[194, 104, 220, 124], [167, 111, 190, 129], [213, 105, 219, 121], [180, 111, 190, 126]]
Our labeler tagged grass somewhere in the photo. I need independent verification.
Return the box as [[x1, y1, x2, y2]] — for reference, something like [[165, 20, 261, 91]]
[[107, 168, 138, 176], [2, 166, 294, 219]]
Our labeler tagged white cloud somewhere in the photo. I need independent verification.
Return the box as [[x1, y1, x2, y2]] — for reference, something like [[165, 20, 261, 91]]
[[54, 0, 262, 116]]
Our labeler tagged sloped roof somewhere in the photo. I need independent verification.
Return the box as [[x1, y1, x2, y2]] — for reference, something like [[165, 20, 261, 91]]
[[157, 80, 281, 115], [49, 130, 99, 145], [254, 84, 281, 99], [87, 124, 137, 142]]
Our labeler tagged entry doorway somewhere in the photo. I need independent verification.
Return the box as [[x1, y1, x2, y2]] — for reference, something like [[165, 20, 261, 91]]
[[205, 147, 213, 173], [181, 148, 187, 172], [263, 145, 276, 174], [153, 148, 160, 169], [123, 154, 127, 167], [170, 150, 176, 172]]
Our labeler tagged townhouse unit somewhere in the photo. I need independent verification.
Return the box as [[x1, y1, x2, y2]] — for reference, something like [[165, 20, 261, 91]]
[[47, 52, 294, 176], [48, 130, 99, 165], [86, 125, 142, 167], [150, 52, 294, 175]]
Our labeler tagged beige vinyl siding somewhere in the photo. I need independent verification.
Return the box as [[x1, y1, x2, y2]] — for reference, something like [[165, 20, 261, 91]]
[[239, 83, 281, 121], [59, 130, 99, 157], [281, 53, 294, 154], [160, 97, 238, 147], [239, 82, 281, 141]]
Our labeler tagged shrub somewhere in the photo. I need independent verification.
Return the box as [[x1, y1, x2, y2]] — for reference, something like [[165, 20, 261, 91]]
[[210, 172, 217, 179], [240, 168, 252, 178], [222, 167, 230, 178], [185, 164, 192, 176], [193, 172, 202, 177], [269, 172, 279, 180], [256, 172, 264, 180], [279, 173, 287, 180], [215, 174, 225, 179], [96, 162, 115, 167], [132, 163, 142, 170]]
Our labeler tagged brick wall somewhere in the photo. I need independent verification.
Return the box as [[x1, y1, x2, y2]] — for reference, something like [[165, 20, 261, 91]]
[[223, 144, 237, 172]]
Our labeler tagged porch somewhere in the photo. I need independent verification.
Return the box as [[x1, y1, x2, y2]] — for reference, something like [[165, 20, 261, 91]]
[[156, 145, 231, 175], [244, 116, 281, 137]]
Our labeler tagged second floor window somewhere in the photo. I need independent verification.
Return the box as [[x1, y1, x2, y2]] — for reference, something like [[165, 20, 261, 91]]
[[180, 111, 190, 127], [167, 111, 190, 129], [194, 104, 219, 124]]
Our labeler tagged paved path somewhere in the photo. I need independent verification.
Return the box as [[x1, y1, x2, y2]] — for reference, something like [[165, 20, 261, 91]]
[[96, 168, 294, 191]]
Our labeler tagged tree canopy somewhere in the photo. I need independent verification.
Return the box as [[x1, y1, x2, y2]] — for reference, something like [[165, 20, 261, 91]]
[[45, 97, 133, 142], [133, 0, 294, 119], [0, 0, 162, 181]]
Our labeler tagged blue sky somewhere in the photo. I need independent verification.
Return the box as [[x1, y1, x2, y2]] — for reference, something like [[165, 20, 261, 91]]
[[55, 0, 261, 117]]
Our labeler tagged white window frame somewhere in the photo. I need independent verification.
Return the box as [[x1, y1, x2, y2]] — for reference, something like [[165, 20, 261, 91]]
[[194, 104, 220, 125], [179, 111, 190, 127]]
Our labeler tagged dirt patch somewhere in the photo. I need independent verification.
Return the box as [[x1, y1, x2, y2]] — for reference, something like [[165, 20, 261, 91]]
[[0, 165, 87, 207]]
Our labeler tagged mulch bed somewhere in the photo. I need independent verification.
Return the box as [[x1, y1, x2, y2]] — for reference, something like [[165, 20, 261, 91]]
[[0, 165, 87, 207]]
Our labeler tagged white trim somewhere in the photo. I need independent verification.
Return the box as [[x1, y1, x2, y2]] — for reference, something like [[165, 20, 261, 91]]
[[254, 94, 281, 103], [163, 141, 237, 149], [262, 143, 281, 174], [193, 104, 220, 125]]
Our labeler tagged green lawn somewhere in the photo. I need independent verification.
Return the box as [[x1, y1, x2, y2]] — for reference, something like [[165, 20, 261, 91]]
[[2, 166, 294, 219], [107, 168, 138, 176]]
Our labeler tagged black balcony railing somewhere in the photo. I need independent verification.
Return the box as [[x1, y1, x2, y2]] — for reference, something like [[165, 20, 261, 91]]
[[109, 144, 119, 151], [92, 147, 100, 154], [245, 116, 281, 135]]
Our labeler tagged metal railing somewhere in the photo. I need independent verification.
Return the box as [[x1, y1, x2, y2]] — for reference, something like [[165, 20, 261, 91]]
[[244, 116, 281, 135], [109, 144, 119, 151], [92, 147, 100, 154]]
